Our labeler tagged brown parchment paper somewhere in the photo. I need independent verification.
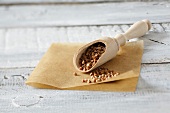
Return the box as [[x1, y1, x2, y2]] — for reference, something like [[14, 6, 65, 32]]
[[26, 40, 143, 92]]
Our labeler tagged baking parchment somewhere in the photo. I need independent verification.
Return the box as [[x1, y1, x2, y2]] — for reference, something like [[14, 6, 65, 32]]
[[26, 40, 143, 92]]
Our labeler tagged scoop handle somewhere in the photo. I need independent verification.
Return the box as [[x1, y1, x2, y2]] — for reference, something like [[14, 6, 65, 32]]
[[114, 19, 152, 46]]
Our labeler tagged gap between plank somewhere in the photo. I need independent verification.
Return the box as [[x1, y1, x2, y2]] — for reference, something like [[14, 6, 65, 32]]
[[0, 1, 162, 6]]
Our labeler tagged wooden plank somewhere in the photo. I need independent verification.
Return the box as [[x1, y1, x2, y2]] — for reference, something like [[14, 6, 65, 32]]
[[0, 64, 170, 112], [0, 2, 170, 28], [0, 0, 167, 5], [0, 23, 169, 68], [0, 0, 129, 5]]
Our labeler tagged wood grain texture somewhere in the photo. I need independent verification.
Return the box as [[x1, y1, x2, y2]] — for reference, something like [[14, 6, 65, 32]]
[[0, 23, 169, 68], [0, 0, 169, 4], [0, 64, 170, 113], [0, 2, 170, 28]]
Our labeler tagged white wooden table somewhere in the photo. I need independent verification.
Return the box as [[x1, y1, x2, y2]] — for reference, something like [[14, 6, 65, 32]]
[[0, 0, 170, 113]]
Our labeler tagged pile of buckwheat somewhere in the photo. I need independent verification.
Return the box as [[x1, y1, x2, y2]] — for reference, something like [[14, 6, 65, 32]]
[[82, 67, 119, 83], [79, 42, 106, 71]]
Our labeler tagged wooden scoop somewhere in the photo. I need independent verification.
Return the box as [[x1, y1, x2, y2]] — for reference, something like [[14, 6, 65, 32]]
[[73, 19, 152, 73]]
